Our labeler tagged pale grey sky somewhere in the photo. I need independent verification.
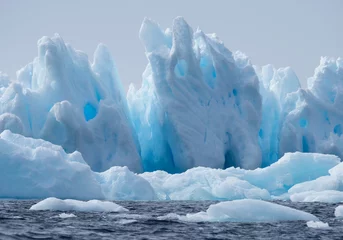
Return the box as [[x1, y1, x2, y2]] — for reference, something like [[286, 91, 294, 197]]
[[0, 0, 342, 90]]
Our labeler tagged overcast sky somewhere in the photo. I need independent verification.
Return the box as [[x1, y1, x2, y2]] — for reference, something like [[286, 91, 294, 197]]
[[1, 0, 342, 90]]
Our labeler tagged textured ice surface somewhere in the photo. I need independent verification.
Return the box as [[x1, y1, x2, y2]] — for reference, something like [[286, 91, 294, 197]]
[[140, 152, 339, 200], [0, 35, 141, 173], [30, 197, 128, 212], [0, 130, 104, 200], [257, 57, 343, 166], [128, 17, 262, 172], [95, 166, 157, 200], [288, 162, 343, 202], [0, 131, 155, 200], [290, 190, 343, 203], [164, 199, 318, 222]]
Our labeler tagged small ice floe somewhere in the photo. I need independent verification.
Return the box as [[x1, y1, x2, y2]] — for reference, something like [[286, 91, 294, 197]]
[[158, 199, 319, 223], [306, 221, 331, 229], [30, 197, 128, 212], [58, 213, 77, 219]]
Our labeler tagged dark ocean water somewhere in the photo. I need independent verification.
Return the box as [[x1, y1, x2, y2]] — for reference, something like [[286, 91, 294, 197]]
[[0, 200, 342, 240]]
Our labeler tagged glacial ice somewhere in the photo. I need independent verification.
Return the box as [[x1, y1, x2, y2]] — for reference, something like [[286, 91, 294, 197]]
[[95, 166, 157, 200], [0, 35, 141, 173], [0, 17, 343, 203], [288, 162, 343, 202], [140, 152, 339, 200], [290, 190, 343, 203], [30, 197, 128, 212], [0, 130, 104, 200], [128, 17, 262, 172], [0, 130, 156, 200], [163, 199, 319, 222]]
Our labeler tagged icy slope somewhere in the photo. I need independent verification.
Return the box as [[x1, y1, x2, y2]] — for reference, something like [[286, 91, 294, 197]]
[[0, 35, 141, 172], [128, 17, 262, 172], [0, 131, 154, 200]]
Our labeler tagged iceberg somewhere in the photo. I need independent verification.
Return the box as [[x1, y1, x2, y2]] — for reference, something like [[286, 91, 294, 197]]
[[128, 17, 262, 172], [257, 57, 343, 166], [30, 197, 128, 212], [162, 199, 318, 222], [0, 35, 141, 173], [0, 17, 343, 203]]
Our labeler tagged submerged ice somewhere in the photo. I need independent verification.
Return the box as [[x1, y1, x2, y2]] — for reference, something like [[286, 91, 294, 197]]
[[0, 17, 343, 203]]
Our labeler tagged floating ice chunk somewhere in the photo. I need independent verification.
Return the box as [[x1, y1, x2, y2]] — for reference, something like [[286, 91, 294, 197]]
[[290, 190, 343, 203], [165, 199, 318, 222], [95, 166, 157, 200], [58, 213, 77, 218], [306, 221, 331, 229], [117, 219, 137, 225], [335, 205, 343, 218], [30, 197, 128, 212], [0, 130, 103, 200]]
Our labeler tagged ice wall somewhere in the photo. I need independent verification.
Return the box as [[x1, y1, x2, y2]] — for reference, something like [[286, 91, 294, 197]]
[[128, 17, 262, 172]]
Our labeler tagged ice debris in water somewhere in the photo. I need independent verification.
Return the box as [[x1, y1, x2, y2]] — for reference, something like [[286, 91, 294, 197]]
[[58, 213, 77, 218], [30, 197, 128, 212], [159, 199, 319, 222], [306, 221, 331, 229], [334, 205, 343, 218]]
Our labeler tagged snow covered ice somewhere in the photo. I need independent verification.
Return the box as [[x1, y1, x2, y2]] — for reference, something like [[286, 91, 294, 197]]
[[30, 197, 128, 212]]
